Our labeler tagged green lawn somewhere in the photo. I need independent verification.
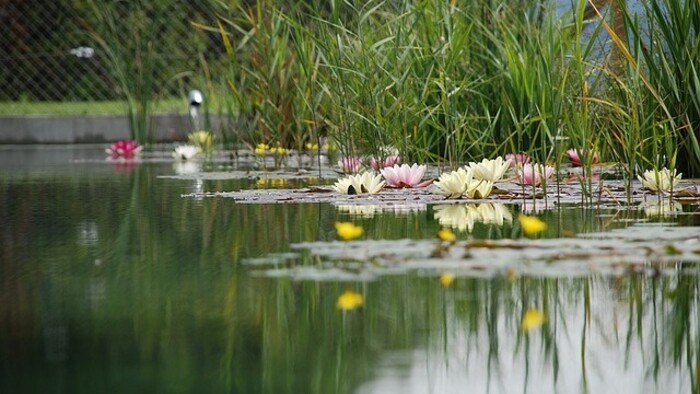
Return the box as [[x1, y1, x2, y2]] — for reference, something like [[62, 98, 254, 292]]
[[0, 98, 187, 116]]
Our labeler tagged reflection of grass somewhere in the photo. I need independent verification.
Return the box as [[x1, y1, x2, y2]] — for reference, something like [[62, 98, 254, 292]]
[[0, 98, 187, 116]]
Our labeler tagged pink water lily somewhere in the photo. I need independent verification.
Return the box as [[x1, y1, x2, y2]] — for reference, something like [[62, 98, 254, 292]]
[[106, 140, 142, 159], [567, 149, 599, 167], [505, 153, 530, 167], [370, 155, 401, 170], [518, 163, 555, 186], [338, 157, 363, 174], [380, 163, 427, 188]]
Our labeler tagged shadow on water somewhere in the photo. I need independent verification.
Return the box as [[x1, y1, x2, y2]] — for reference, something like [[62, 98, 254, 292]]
[[1, 148, 698, 393]]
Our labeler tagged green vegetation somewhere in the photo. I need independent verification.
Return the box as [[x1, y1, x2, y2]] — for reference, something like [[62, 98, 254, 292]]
[[207, 0, 700, 177], [0, 98, 186, 116]]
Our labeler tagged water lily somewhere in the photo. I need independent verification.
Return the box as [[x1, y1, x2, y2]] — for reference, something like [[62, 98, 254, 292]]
[[437, 227, 456, 242], [172, 145, 199, 161], [338, 157, 363, 174], [518, 163, 555, 186], [380, 163, 427, 188], [106, 140, 142, 159], [336, 289, 364, 310], [270, 146, 288, 156], [505, 153, 530, 167], [370, 154, 401, 170], [188, 130, 214, 154], [522, 308, 545, 331], [465, 179, 494, 199], [433, 168, 471, 199], [255, 143, 269, 155], [518, 214, 547, 236], [335, 221, 364, 240], [439, 273, 455, 287], [638, 167, 682, 193], [468, 157, 511, 182], [332, 172, 386, 195], [567, 148, 599, 167]]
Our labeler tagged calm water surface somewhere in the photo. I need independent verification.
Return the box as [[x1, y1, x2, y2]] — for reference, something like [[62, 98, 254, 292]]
[[1, 146, 698, 393]]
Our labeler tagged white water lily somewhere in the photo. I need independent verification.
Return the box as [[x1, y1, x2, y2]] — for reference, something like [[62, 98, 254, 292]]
[[468, 157, 511, 182], [637, 167, 682, 193], [173, 145, 199, 161], [332, 172, 386, 195], [433, 168, 472, 199], [465, 179, 494, 199]]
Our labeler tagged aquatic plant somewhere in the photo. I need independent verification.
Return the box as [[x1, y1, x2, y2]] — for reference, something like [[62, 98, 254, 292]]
[[336, 289, 363, 310], [468, 157, 511, 182], [438, 273, 455, 287], [337, 157, 363, 174], [521, 308, 546, 332], [637, 168, 681, 193], [518, 215, 546, 236], [172, 145, 199, 161], [505, 153, 530, 167], [188, 131, 215, 155], [567, 149, 599, 167], [433, 169, 471, 199], [335, 222, 364, 241], [379, 164, 427, 188], [106, 140, 142, 159], [331, 172, 385, 195], [517, 163, 555, 187]]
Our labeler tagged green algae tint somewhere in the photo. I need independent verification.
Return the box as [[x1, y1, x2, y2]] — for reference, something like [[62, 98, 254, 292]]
[[1, 147, 699, 394]]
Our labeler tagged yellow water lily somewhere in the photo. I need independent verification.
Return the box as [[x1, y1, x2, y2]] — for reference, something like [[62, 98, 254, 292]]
[[437, 227, 456, 242], [255, 143, 269, 155], [522, 308, 546, 331], [439, 273, 455, 287], [468, 157, 511, 182], [518, 215, 546, 236], [337, 289, 364, 310], [332, 172, 386, 195], [638, 167, 682, 193], [188, 130, 215, 154], [335, 222, 363, 240], [433, 168, 471, 199], [270, 146, 288, 155]]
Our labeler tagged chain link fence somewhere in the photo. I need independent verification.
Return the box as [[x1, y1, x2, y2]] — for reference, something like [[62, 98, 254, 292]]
[[0, 0, 229, 114]]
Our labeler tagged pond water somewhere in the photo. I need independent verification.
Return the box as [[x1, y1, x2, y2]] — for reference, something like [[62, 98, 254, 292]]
[[1, 146, 698, 393]]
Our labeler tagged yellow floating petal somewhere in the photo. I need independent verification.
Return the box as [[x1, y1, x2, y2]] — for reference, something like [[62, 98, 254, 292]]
[[335, 222, 363, 241], [522, 308, 546, 331], [337, 289, 364, 310], [437, 227, 456, 242], [518, 215, 547, 236], [439, 273, 455, 287]]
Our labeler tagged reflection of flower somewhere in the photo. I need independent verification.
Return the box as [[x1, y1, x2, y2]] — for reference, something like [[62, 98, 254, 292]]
[[188, 130, 215, 154], [337, 289, 364, 310], [335, 204, 380, 217], [173, 161, 201, 175], [433, 203, 512, 232], [173, 145, 199, 161], [335, 222, 363, 240], [638, 168, 681, 193], [468, 157, 511, 181], [518, 163, 555, 186], [567, 148, 599, 167], [338, 157, 363, 174], [332, 172, 386, 195], [640, 200, 682, 217], [380, 164, 427, 188], [433, 168, 471, 199], [520, 199, 554, 214], [106, 140, 142, 159], [505, 153, 530, 167]]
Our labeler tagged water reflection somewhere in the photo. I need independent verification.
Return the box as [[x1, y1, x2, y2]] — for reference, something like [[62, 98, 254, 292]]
[[0, 150, 698, 393], [433, 203, 513, 232]]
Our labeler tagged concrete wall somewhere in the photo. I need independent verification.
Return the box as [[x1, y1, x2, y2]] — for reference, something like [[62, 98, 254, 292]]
[[0, 114, 211, 144]]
